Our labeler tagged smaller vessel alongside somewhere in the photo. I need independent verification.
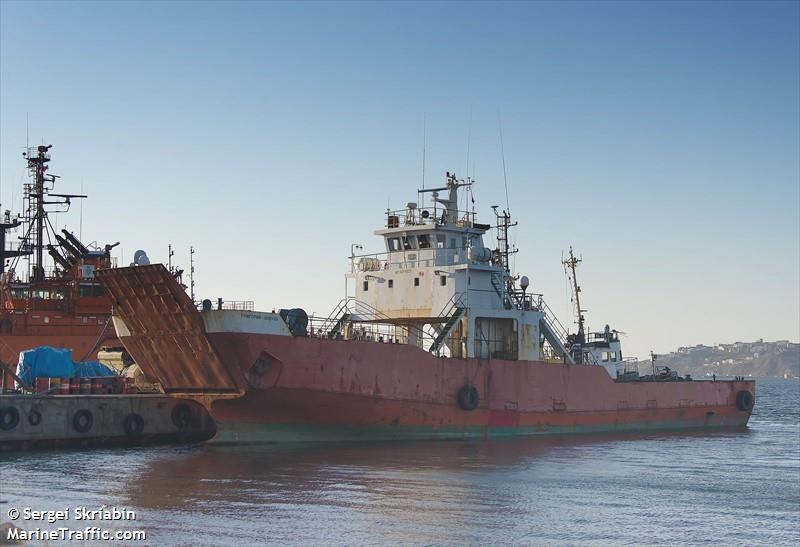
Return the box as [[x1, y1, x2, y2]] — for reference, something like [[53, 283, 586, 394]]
[[1, 144, 124, 385], [0, 391, 214, 452]]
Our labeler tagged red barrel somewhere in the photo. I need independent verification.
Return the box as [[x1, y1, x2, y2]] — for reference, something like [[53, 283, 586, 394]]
[[113, 376, 125, 394], [79, 378, 91, 394], [36, 377, 50, 394], [59, 377, 70, 395], [69, 378, 81, 394], [49, 377, 61, 394]]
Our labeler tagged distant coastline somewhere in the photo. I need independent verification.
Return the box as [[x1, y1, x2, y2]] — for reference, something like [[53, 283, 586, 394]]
[[635, 339, 799, 379]]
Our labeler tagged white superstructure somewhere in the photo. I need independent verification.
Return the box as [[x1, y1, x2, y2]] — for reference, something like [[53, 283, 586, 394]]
[[344, 172, 578, 364]]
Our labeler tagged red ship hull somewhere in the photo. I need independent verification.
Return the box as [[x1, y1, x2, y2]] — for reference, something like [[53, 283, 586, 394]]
[[205, 333, 753, 443], [97, 265, 754, 444]]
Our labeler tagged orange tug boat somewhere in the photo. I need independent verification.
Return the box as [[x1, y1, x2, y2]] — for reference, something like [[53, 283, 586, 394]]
[[98, 172, 754, 443], [1, 145, 120, 384]]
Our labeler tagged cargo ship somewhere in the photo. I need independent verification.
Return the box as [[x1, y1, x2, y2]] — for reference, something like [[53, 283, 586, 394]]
[[98, 172, 755, 443], [1, 145, 121, 383]]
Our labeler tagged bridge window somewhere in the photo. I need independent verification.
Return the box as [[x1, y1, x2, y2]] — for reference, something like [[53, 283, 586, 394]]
[[436, 234, 446, 249], [414, 277, 420, 287], [363, 281, 369, 291], [418, 234, 431, 249], [450, 238, 456, 249], [402, 236, 416, 250], [611, 351, 617, 362], [388, 238, 401, 251], [11, 288, 27, 299], [79, 284, 104, 297], [440, 275, 447, 286], [602, 351, 609, 362], [388, 280, 394, 288]]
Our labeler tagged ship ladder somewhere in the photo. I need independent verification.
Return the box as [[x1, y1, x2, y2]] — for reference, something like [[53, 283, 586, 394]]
[[429, 306, 466, 354], [539, 316, 575, 365], [327, 312, 350, 339], [490, 273, 513, 309]]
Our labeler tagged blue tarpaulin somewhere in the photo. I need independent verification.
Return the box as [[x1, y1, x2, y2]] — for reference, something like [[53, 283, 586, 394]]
[[73, 361, 115, 378], [16, 346, 116, 385]]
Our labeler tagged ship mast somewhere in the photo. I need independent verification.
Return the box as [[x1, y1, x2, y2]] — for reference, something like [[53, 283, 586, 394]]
[[21, 145, 85, 281], [24, 145, 52, 280], [491, 206, 517, 275], [563, 246, 585, 341]]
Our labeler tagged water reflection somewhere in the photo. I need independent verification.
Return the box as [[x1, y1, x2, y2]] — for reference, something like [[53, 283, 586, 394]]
[[2, 379, 795, 546], [111, 429, 760, 545]]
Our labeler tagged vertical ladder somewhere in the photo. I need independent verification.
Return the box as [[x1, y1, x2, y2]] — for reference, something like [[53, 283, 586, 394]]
[[490, 272, 512, 309]]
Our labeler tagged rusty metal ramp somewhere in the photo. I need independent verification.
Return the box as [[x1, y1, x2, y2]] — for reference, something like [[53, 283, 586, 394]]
[[97, 265, 242, 394]]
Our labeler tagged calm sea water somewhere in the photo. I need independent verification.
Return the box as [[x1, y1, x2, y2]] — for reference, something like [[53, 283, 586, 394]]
[[1, 378, 798, 546]]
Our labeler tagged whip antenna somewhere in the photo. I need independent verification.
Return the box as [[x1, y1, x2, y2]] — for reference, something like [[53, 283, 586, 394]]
[[498, 111, 510, 212]]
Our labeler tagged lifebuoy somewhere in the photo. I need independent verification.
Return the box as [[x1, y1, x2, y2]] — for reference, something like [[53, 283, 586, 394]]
[[171, 404, 193, 430], [123, 413, 144, 435], [28, 409, 42, 426], [457, 385, 480, 411], [0, 407, 20, 431], [736, 390, 754, 411], [72, 409, 94, 433]]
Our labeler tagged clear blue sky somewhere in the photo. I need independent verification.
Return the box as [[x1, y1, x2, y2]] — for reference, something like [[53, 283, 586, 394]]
[[1, 1, 798, 358]]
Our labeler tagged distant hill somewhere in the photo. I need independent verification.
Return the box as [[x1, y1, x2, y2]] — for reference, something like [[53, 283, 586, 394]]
[[636, 339, 799, 379]]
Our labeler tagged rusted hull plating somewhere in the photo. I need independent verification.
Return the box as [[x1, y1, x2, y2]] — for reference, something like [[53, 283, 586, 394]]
[[97, 265, 754, 444], [203, 332, 753, 443]]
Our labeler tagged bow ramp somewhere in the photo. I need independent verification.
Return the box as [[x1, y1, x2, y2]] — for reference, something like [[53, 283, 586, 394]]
[[97, 264, 242, 394]]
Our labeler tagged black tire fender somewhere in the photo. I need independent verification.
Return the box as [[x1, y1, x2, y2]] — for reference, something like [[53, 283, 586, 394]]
[[171, 404, 193, 430], [28, 408, 42, 426], [0, 407, 20, 431], [736, 390, 754, 412], [72, 409, 94, 433], [123, 413, 145, 435], [457, 385, 480, 411]]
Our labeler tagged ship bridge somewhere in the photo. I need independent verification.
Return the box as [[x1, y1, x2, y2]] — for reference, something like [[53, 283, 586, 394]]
[[336, 172, 575, 364]]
